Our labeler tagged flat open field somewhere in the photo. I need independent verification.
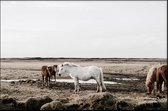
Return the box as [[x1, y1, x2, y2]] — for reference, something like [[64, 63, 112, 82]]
[[0, 58, 167, 110]]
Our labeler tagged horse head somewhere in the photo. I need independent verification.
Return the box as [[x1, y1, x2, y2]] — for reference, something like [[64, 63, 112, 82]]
[[57, 64, 65, 76], [58, 62, 76, 76], [53, 65, 58, 72]]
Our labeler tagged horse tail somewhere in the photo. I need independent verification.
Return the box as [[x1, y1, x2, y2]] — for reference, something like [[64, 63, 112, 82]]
[[99, 67, 106, 91]]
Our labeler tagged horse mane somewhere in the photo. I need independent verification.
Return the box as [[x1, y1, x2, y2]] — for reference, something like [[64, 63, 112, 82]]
[[146, 64, 162, 83], [147, 66, 156, 78], [63, 62, 79, 67]]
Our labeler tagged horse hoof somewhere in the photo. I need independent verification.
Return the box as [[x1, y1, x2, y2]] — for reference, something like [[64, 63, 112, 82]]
[[74, 90, 78, 93], [103, 90, 106, 92]]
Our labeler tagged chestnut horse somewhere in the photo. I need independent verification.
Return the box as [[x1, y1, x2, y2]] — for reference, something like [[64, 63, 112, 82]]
[[145, 65, 158, 94], [41, 65, 51, 86], [156, 64, 167, 93], [48, 65, 58, 83], [145, 64, 167, 94], [41, 65, 58, 86]]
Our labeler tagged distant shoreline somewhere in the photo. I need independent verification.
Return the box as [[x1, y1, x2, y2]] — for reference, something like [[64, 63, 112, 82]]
[[1, 57, 167, 62]]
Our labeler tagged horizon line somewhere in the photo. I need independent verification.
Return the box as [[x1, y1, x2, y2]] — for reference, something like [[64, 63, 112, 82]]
[[1, 57, 167, 59]]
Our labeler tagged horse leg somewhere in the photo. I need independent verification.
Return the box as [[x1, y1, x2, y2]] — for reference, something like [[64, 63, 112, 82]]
[[99, 84, 103, 92], [48, 76, 50, 87], [100, 80, 106, 92], [54, 74, 56, 83], [158, 82, 162, 93], [95, 80, 100, 92], [95, 78, 102, 92], [73, 78, 79, 93], [98, 76, 103, 92], [45, 76, 48, 86], [156, 83, 160, 94], [150, 86, 154, 94], [161, 72, 167, 92], [42, 75, 44, 86], [157, 73, 165, 93], [76, 78, 80, 92], [156, 72, 161, 93]]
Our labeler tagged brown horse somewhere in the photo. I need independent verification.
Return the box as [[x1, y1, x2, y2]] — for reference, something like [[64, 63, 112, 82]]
[[48, 65, 58, 83], [156, 64, 167, 93], [41, 65, 51, 86], [145, 64, 167, 94], [145, 65, 158, 94]]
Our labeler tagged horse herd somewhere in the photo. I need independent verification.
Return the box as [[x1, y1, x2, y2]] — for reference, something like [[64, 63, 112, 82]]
[[41, 62, 167, 94]]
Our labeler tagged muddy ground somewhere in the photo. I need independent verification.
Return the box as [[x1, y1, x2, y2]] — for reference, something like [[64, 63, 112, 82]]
[[0, 58, 167, 110]]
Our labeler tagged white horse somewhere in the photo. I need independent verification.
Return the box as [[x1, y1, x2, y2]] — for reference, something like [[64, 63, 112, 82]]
[[57, 62, 106, 93]]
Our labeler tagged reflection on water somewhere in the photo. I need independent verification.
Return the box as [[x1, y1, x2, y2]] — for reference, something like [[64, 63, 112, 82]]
[[0, 77, 139, 84], [0, 79, 37, 82], [53, 79, 120, 85], [1, 79, 119, 85], [114, 77, 139, 81]]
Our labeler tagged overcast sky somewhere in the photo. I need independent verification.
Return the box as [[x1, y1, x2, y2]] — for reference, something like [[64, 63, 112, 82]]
[[1, 1, 167, 58]]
